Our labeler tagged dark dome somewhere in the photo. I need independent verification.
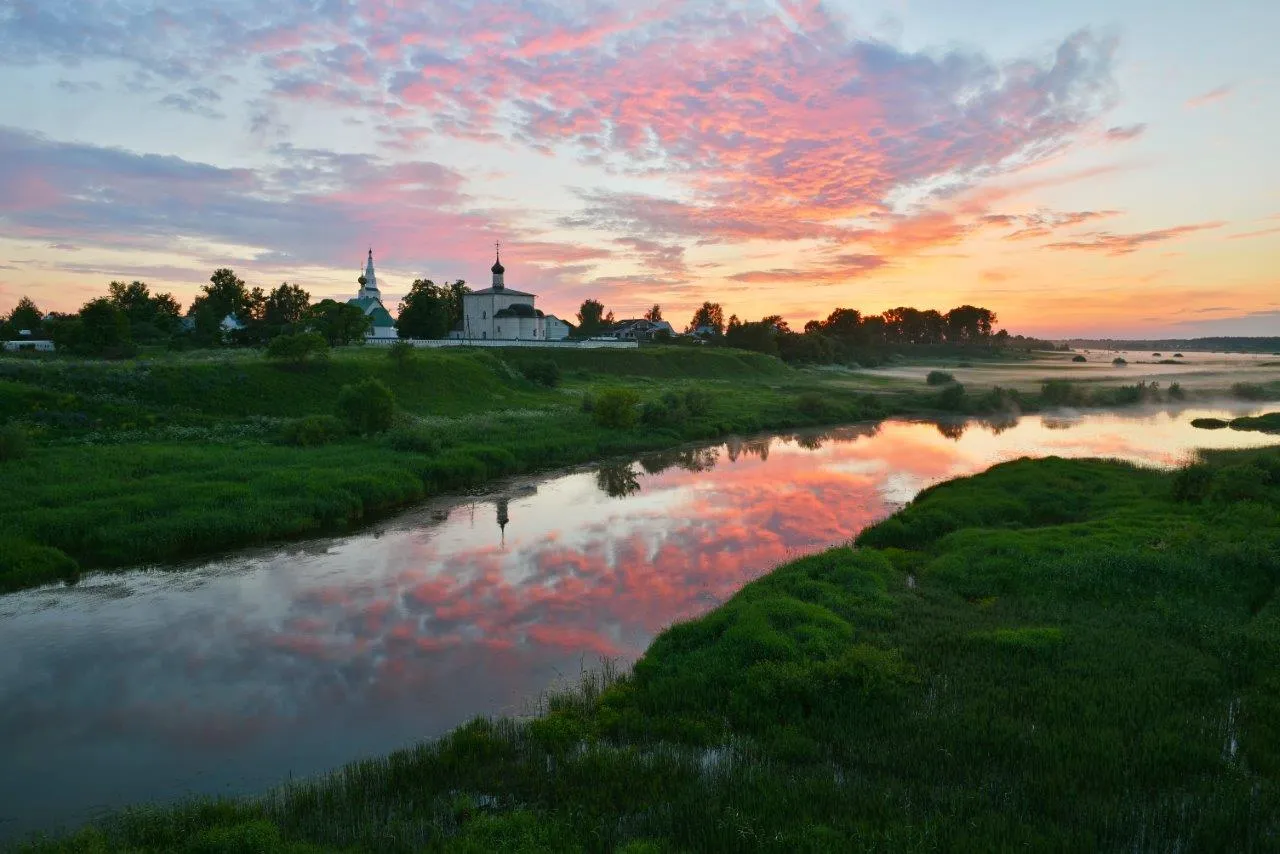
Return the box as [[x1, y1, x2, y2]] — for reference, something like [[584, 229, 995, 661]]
[[491, 258, 505, 274], [494, 303, 536, 319]]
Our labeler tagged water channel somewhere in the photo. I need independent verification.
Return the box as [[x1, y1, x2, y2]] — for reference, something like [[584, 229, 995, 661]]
[[3, 404, 1279, 839]]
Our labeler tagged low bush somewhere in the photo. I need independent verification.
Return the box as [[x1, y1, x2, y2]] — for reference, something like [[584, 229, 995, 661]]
[[279, 414, 346, 447], [386, 340, 416, 370], [1040, 380, 1087, 408], [593, 388, 641, 428], [926, 370, 955, 386], [337, 378, 396, 435], [1112, 357, 1127, 366], [266, 332, 329, 367], [1191, 418, 1229, 430], [1168, 382, 1185, 400], [0, 421, 28, 461], [934, 382, 967, 412], [796, 391, 828, 418], [1072, 354, 1087, 362], [387, 425, 444, 454], [521, 360, 562, 388], [1171, 463, 1213, 503], [1231, 382, 1267, 401], [641, 387, 715, 428]]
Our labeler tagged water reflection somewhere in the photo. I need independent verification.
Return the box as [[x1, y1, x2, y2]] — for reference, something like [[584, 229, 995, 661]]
[[1, 406, 1277, 839]]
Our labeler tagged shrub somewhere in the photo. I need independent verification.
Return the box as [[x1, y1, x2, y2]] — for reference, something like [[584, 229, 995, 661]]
[[1171, 464, 1213, 503], [1112, 357, 1127, 366], [387, 425, 444, 454], [386, 340, 416, 370], [1168, 382, 1185, 400], [641, 387, 714, 428], [337, 378, 395, 435], [265, 332, 329, 366], [279, 414, 346, 447], [1231, 382, 1267, 401], [926, 370, 955, 386], [1072, 354, 1087, 363], [0, 422, 28, 461], [796, 391, 828, 418], [593, 388, 641, 428], [1041, 380, 1086, 408], [1210, 463, 1268, 504], [1191, 418, 1229, 430], [1174, 353, 1184, 358], [934, 382, 967, 412], [521, 360, 562, 388]]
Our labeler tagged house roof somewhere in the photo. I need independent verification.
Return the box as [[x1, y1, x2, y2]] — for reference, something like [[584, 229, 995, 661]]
[[469, 287, 536, 297]]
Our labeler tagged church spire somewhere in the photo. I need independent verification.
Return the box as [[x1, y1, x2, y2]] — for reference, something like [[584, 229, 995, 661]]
[[359, 247, 379, 299], [491, 241, 505, 290]]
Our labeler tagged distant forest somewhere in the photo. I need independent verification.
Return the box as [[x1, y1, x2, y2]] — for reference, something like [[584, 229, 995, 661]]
[[1067, 337, 1280, 353]]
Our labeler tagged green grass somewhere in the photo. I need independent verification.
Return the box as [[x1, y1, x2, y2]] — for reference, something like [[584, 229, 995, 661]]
[[15, 448, 1280, 852]]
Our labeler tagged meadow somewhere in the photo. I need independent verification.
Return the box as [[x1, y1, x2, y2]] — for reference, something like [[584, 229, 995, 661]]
[[15, 445, 1280, 852], [1, 344, 1278, 592]]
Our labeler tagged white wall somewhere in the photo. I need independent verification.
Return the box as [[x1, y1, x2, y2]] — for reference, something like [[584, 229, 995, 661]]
[[366, 338, 638, 349]]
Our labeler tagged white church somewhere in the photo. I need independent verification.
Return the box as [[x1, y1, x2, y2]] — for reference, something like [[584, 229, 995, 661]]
[[350, 249, 398, 340], [453, 247, 571, 341]]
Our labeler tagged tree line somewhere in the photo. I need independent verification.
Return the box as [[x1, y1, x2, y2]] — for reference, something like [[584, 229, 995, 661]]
[[568, 298, 1052, 362], [0, 269, 378, 357]]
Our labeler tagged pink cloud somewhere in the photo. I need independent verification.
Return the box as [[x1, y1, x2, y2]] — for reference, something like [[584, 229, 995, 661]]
[[1185, 84, 1233, 109]]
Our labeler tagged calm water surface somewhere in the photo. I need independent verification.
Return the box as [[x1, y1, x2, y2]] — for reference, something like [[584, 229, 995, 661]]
[[2, 405, 1279, 839]]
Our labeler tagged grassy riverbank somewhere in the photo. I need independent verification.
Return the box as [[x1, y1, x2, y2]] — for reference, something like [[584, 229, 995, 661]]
[[2, 345, 1279, 592], [16, 446, 1280, 852]]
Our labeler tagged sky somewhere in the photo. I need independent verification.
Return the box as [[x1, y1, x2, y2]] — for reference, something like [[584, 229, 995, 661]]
[[0, 0, 1277, 338]]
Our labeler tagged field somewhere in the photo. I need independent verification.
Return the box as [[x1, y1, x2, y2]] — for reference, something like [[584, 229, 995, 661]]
[[16, 446, 1280, 852], [1, 344, 1278, 592]]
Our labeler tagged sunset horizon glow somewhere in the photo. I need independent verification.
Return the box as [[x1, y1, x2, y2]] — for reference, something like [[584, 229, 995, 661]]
[[1, 0, 1277, 338]]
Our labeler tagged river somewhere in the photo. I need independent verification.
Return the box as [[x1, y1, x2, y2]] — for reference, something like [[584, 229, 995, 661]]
[[2, 405, 1278, 840]]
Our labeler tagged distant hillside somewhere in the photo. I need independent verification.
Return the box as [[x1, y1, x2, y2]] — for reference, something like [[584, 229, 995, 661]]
[[1066, 337, 1280, 353]]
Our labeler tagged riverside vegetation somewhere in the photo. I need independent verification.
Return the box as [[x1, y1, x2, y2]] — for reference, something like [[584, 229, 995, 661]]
[[15, 446, 1280, 852], [2, 344, 1279, 592]]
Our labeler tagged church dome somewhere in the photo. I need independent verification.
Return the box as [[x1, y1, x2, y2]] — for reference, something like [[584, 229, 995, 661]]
[[491, 258, 505, 275]]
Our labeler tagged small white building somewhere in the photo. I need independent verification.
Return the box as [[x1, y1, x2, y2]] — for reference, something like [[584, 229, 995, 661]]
[[3, 339, 55, 352], [349, 249, 398, 340], [460, 249, 547, 341], [543, 315, 574, 341]]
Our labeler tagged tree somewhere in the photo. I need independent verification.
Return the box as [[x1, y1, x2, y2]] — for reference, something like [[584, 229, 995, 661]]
[[577, 299, 614, 337], [108, 280, 182, 341], [397, 279, 453, 339], [4, 296, 44, 338], [263, 283, 311, 334], [337, 378, 395, 435], [943, 305, 998, 344], [309, 299, 371, 346], [724, 318, 780, 356], [52, 297, 134, 358], [265, 332, 328, 367], [644, 304, 663, 323], [687, 302, 725, 335], [189, 268, 252, 345]]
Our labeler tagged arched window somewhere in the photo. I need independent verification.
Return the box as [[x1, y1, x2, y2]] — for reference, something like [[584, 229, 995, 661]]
[[482, 331, 487, 339], [482, 311, 486, 319]]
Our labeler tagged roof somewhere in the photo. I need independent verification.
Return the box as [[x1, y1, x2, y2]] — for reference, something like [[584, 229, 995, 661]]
[[494, 304, 544, 319], [469, 287, 536, 297], [349, 296, 396, 328]]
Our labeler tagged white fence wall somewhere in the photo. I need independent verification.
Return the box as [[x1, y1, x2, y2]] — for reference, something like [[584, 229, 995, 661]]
[[367, 338, 638, 350]]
